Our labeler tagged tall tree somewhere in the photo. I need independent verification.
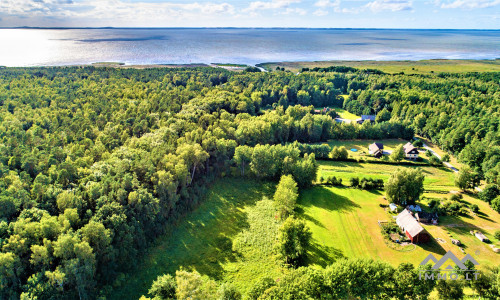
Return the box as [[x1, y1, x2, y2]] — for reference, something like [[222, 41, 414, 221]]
[[385, 168, 424, 205], [273, 175, 299, 218], [275, 217, 311, 267]]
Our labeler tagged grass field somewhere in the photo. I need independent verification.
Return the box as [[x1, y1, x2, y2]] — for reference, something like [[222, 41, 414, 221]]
[[109, 179, 282, 299], [333, 107, 359, 120], [112, 163, 499, 298], [319, 159, 455, 192], [257, 59, 500, 74], [323, 138, 440, 165], [298, 184, 500, 269]]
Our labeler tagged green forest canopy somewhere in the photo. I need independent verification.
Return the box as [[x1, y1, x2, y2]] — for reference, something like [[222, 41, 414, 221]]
[[0, 66, 498, 299]]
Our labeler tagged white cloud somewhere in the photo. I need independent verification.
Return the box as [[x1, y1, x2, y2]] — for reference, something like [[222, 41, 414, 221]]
[[313, 9, 329, 16], [365, 0, 413, 12], [314, 0, 340, 7], [0, 0, 236, 23], [439, 0, 500, 9], [281, 7, 307, 15], [244, 0, 301, 12]]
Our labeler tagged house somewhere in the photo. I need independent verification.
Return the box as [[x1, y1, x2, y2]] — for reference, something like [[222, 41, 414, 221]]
[[396, 209, 431, 244], [356, 115, 376, 124], [368, 142, 384, 158], [415, 211, 438, 225], [403, 142, 419, 160], [475, 232, 490, 243]]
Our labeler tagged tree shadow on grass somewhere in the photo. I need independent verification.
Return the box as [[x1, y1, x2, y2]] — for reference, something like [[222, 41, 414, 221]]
[[322, 160, 365, 168], [306, 242, 345, 268], [299, 211, 326, 229], [418, 237, 447, 256], [114, 179, 275, 299], [476, 211, 495, 222], [299, 186, 361, 212]]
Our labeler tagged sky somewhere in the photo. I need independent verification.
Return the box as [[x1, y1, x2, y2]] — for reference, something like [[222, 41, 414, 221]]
[[0, 0, 499, 29]]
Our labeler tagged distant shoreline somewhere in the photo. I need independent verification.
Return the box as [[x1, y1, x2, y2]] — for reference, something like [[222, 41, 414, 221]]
[[2, 59, 499, 75], [1, 27, 499, 31]]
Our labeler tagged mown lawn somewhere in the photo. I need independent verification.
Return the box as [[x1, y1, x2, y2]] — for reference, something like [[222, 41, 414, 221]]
[[332, 107, 359, 120], [111, 163, 499, 299], [325, 138, 407, 157], [318, 160, 456, 192], [298, 184, 500, 269]]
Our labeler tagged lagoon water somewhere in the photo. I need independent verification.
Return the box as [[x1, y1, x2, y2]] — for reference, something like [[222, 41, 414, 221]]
[[0, 28, 499, 67]]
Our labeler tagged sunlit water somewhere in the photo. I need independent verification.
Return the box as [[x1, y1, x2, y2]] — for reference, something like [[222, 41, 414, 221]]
[[0, 28, 498, 67]]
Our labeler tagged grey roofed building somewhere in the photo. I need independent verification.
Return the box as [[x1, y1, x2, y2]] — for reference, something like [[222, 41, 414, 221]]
[[396, 209, 430, 243], [368, 142, 384, 157], [356, 115, 376, 124]]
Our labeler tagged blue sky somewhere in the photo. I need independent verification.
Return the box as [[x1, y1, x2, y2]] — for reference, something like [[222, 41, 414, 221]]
[[0, 0, 499, 28]]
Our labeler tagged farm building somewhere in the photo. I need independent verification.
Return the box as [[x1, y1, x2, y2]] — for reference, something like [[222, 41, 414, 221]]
[[396, 209, 431, 244], [475, 232, 490, 242], [415, 211, 438, 225], [356, 115, 376, 124], [368, 142, 384, 158], [403, 142, 419, 160]]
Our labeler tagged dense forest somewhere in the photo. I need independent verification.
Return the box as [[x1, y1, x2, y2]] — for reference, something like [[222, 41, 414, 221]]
[[0, 66, 498, 299]]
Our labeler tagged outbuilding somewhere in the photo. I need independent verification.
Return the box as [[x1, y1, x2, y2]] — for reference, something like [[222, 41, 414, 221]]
[[475, 232, 490, 243], [396, 209, 431, 244]]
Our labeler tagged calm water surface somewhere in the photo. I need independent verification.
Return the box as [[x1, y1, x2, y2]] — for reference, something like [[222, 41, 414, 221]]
[[0, 28, 498, 67]]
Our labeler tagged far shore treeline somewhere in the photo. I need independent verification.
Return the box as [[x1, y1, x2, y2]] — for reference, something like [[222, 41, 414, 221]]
[[0, 66, 498, 299]]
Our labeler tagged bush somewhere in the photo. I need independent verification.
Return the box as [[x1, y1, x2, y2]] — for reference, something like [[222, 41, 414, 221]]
[[494, 231, 500, 240], [412, 139, 423, 148], [428, 199, 440, 211], [349, 177, 360, 188], [326, 176, 342, 186], [329, 146, 349, 161], [148, 274, 176, 300], [450, 193, 463, 201], [491, 196, 500, 213], [247, 277, 276, 299], [429, 155, 441, 166], [381, 222, 400, 234], [217, 283, 241, 300], [359, 177, 384, 190], [439, 200, 467, 216], [479, 184, 500, 203], [441, 153, 450, 162], [470, 204, 479, 213]]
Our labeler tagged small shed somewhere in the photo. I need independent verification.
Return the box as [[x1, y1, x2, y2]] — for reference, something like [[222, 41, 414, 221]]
[[389, 203, 397, 212], [475, 232, 490, 243], [396, 209, 430, 244], [415, 211, 439, 225]]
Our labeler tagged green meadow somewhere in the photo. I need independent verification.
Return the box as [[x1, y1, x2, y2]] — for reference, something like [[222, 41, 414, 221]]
[[111, 160, 500, 298]]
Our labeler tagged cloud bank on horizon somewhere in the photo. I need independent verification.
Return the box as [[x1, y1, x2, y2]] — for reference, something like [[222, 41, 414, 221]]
[[0, 0, 498, 28]]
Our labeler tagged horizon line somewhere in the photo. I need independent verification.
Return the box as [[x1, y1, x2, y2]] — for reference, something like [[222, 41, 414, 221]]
[[1, 26, 499, 30]]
